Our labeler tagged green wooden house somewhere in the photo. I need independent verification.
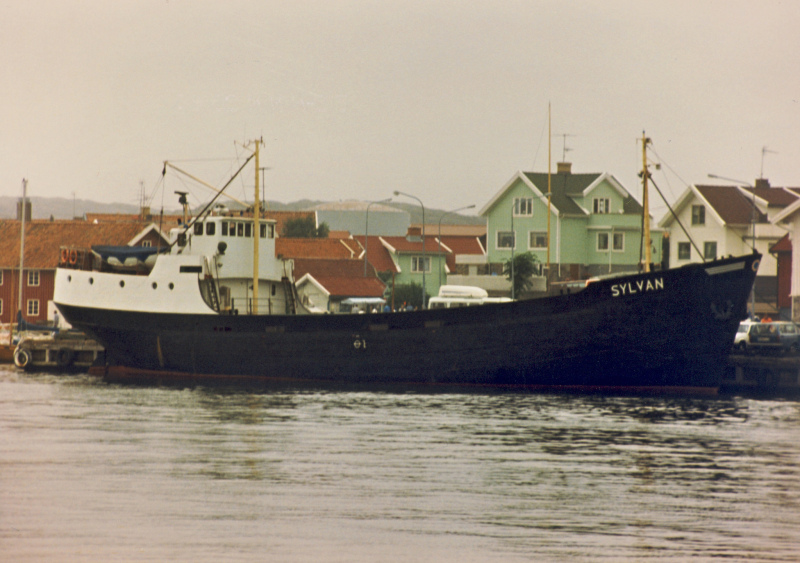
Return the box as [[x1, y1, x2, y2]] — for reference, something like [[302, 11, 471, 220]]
[[479, 163, 662, 280]]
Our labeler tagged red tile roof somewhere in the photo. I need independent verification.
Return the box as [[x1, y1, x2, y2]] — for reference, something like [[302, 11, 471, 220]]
[[351, 236, 398, 273], [0, 220, 154, 269], [276, 237, 359, 259], [380, 235, 449, 253], [293, 258, 385, 297]]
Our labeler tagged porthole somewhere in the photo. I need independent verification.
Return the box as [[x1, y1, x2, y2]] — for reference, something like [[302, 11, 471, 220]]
[[152, 282, 158, 289], [120, 280, 125, 288], [89, 277, 94, 285], [169, 283, 174, 290], [67, 275, 72, 282]]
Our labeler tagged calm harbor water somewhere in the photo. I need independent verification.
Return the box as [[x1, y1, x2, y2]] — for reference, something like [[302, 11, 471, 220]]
[[2, 365, 799, 562]]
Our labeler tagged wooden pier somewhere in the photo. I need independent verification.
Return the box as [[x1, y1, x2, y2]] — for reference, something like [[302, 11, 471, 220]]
[[13, 332, 104, 372], [723, 354, 800, 396]]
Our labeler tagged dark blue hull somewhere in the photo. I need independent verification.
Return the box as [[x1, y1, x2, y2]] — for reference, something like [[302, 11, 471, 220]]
[[56, 253, 761, 394]]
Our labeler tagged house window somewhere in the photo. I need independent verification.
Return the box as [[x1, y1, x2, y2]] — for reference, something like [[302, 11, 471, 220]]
[[27, 299, 39, 317], [497, 231, 515, 249], [529, 231, 547, 249], [141, 240, 152, 248], [692, 205, 705, 225], [593, 198, 610, 214], [613, 232, 624, 251], [0, 271, 3, 285], [704, 241, 717, 260], [0, 299, 3, 316], [27, 270, 40, 287], [597, 233, 609, 251], [513, 197, 533, 216], [411, 256, 431, 273], [678, 242, 691, 260]]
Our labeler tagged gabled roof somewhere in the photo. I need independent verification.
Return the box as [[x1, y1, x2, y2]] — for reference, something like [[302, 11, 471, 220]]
[[479, 169, 640, 217], [0, 220, 154, 269], [770, 233, 791, 253], [437, 235, 485, 271], [351, 235, 398, 273], [276, 237, 359, 259], [293, 258, 386, 298], [696, 185, 767, 225], [743, 187, 800, 208], [379, 235, 448, 254]]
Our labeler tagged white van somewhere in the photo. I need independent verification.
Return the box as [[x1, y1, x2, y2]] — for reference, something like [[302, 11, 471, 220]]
[[428, 285, 512, 309]]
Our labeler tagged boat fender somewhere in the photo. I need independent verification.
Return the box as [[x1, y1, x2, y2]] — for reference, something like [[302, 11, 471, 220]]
[[13, 348, 31, 369], [60, 248, 69, 264], [57, 348, 74, 368], [69, 249, 78, 265]]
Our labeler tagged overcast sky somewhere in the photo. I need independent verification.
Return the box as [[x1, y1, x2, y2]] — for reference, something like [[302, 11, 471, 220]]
[[2, 0, 799, 220]]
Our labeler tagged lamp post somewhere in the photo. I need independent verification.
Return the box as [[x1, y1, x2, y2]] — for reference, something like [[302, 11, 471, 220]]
[[394, 190, 426, 308], [364, 198, 391, 276], [437, 204, 475, 286], [708, 173, 757, 316]]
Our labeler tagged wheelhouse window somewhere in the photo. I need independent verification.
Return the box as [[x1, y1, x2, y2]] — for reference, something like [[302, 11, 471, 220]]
[[529, 231, 547, 249], [597, 232, 609, 251], [497, 231, 515, 250], [260, 224, 275, 239], [411, 256, 431, 273], [513, 197, 533, 216], [593, 198, 610, 214], [704, 241, 717, 260], [27, 270, 40, 287], [678, 242, 691, 260], [612, 232, 624, 252], [27, 299, 39, 317], [692, 205, 705, 225], [194, 222, 204, 235], [221, 222, 229, 236], [206, 222, 216, 235]]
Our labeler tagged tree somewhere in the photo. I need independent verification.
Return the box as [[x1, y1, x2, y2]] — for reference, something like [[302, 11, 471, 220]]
[[282, 216, 330, 238], [391, 282, 428, 310], [503, 252, 539, 297]]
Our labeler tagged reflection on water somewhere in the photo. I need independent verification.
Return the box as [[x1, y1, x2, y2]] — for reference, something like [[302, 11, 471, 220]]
[[2, 367, 799, 562]]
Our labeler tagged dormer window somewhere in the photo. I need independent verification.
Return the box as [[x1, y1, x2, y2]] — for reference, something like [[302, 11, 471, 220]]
[[593, 198, 610, 214], [513, 197, 533, 216]]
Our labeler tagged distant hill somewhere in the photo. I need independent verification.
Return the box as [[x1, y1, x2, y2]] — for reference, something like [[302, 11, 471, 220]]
[[0, 196, 484, 225]]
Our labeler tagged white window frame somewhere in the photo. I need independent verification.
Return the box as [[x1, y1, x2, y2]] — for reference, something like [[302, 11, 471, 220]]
[[692, 205, 705, 226], [27, 270, 40, 287], [411, 256, 431, 273], [597, 232, 609, 252], [612, 232, 624, 252], [0, 270, 3, 285], [497, 231, 516, 250], [678, 242, 691, 260], [513, 197, 533, 217], [27, 299, 39, 317], [704, 241, 717, 260], [0, 298, 3, 316], [528, 231, 547, 250], [593, 198, 610, 214]]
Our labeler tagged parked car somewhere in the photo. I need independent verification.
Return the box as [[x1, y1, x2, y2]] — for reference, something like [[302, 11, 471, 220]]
[[733, 320, 800, 354]]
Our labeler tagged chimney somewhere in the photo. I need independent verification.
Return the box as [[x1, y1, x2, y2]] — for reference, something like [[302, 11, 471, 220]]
[[16, 199, 32, 221], [557, 162, 572, 174], [407, 226, 422, 242], [754, 178, 770, 189]]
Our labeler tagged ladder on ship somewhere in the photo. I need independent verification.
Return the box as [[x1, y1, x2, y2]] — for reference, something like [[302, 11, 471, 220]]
[[282, 277, 297, 315]]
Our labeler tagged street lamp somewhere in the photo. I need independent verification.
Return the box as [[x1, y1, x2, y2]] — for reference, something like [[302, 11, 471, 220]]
[[708, 173, 757, 316], [437, 205, 475, 286], [394, 190, 426, 308], [364, 198, 391, 276]]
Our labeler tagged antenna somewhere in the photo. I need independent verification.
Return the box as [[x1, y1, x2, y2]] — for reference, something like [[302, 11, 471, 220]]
[[553, 133, 575, 161], [761, 146, 777, 179]]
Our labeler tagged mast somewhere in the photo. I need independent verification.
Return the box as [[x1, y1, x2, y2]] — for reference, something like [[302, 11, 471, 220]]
[[17, 179, 27, 326], [252, 139, 262, 314], [546, 103, 552, 280], [641, 132, 652, 273]]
